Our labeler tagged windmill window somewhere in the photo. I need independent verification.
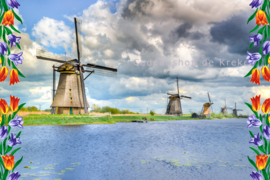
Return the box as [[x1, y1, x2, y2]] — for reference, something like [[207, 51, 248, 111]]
[[70, 97, 72, 102], [69, 89, 71, 93]]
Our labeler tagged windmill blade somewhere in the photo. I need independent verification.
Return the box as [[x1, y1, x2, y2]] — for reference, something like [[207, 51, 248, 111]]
[[176, 77, 180, 97], [74, 17, 83, 62], [180, 95, 191, 99], [84, 68, 117, 78], [85, 63, 117, 72], [208, 92, 211, 103], [236, 109, 243, 111], [36, 49, 77, 65], [167, 92, 178, 96]]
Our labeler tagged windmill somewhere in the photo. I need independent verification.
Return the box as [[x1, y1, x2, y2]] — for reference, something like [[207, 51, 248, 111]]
[[200, 92, 214, 117], [220, 99, 233, 114], [232, 103, 243, 117], [36, 17, 117, 115], [165, 77, 191, 116]]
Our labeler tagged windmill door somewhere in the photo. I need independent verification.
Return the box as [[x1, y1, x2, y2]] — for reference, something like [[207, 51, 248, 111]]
[[70, 107, 73, 115]]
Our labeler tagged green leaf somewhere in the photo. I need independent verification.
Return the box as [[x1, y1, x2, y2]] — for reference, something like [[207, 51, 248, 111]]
[[16, 43, 21, 50], [264, 137, 268, 153], [2, 25, 6, 43], [249, 42, 254, 49], [3, 169, 8, 180], [250, 147, 260, 156], [260, 125, 263, 134], [11, 62, 25, 78], [4, 146, 12, 155], [6, 45, 10, 55], [250, 24, 260, 33], [7, 58, 10, 66], [16, 131, 21, 138], [245, 102, 259, 118], [262, 169, 268, 180], [0, 142, 2, 155], [12, 9, 23, 25], [1, 54, 4, 67], [244, 61, 258, 77], [267, 114, 270, 127], [248, 156, 259, 172], [10, 147, 20, 156], [10, 24, 20, 34], [250, 130, 255, 137], [258, 26, 266, 35], [12, 103, 26, 119], [0, 26, 2, 39], [260, 114, 263, 122], [12, 156, 23, 172], [264, 29, 267, 42], [258, 145, 266, 154], [4, 26, 11, 35], [1, 0, 8, 11], [259, 57, 263, 66], [262, 0, 268, 11], [247, 8, 258, 24], [3, 138, 7, 154], [7, 126, 10, 136]]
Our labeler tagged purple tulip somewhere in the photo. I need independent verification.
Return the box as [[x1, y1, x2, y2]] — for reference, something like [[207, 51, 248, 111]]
[[249, 133, 263, 146], [247, 114, 262, 128], [249, 34, 263, 47], [7, 0, 20, 9], [7, 172, 20, 180], [0, 126, 7, 139], [263, 41, 270, 55], [263, 125, 270, 139], [8, 52, 23, 66], [246, 51, 261, 66], [9, 115, 24, 129], [0, 42, 7, 56], [7, 133, 21, 147], [249, 0, 263, 8], [7, 34, 21, 48], [250, 171, 264, 180]]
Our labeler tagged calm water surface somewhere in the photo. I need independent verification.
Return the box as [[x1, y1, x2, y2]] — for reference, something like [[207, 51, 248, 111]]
[[13, 118, 256, 180]]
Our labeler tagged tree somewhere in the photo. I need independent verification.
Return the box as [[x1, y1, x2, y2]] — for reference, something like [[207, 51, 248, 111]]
[[150, 110, 155, 116]]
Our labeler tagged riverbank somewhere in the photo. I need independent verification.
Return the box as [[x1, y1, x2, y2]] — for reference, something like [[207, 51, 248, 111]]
[[20, 114, 247, 126]]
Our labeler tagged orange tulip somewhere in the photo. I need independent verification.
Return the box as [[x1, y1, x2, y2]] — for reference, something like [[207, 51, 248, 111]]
[[0, 116, 2, 124], [9, 69, 20, 86], [268, 57, 270, 65], [0, 66, 8, 82], [0, 99, 9, 114], [250, 69, 260, 85], [251, 95, 261, 111], [1, 155, 14, 170], [10, 95, 20, 112], [1, 10, 14, 26], [262, 98, 270, 113], [0, 57, 2, 65], [262, 66, 270, 81], [256, 154, 269, 170], [256, 10, 269, 26]]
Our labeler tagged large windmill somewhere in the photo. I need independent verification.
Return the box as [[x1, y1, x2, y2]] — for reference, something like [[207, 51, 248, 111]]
[[200, 92, 214, 117], [165, 77, 191, 116], [220, 99, 232, 114], [232, 103, 243, 117], [36, 17, 117, 115]]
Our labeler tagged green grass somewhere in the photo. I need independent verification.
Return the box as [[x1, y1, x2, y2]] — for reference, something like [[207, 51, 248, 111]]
[[21, 114, 245, 126]]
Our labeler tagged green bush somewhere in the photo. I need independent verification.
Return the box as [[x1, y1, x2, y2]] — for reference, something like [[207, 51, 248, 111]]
[[150, 110, 155, 116]]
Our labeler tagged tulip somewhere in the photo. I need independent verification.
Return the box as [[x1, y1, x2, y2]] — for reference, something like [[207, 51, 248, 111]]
[[250, 0, 263, 9], [1, 154, 14, 170], [0, 42, 7, 56], [261, 66, 270, 81], [1, 11, 14, 26], [250, 133, 263, 146], [246, 51, 261, 65], [0, 126, 7, 139], [0, 66, 8, 82], [7, 34, 21, 48], [7, 0, 20, 9], [7, 172, 20, 180], [9, 52, 23, 66], [268, 56, 270, 64], [256, 154, 269, 170], [9, 115, 23, 128], [249, 34, 263, 47], [7, 133, 21, 147], [0, 116, 2, 124], [251, 95, 261, 111], [256, 10, 269, 26], [250, 171, 263, 180], [0, 99, 9, 114], [250, 69, 260, 85], [263, 41, 270, 55], [9, 69, 20, 86], [10, 95, 20, 112], [262, 98, 270, 113], [263, 125, 270, 139], [247, 114, 262, 128]]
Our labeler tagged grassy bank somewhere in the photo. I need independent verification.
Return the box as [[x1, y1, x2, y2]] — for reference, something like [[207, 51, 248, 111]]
[[21, 114, 247, 126]]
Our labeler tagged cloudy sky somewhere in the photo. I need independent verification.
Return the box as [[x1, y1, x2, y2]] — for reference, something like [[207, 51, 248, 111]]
[[0, 0, 267, 115]]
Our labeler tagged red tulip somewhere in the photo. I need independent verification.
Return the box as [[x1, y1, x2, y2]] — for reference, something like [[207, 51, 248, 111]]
[[262, 66, 270, 81], [262, 98, 270, 114], [9, 69, 20, 85], [251, 95, 261, 111], [10, 95, 20, 112], [0, 66, 8, 82], [250, 68, 260, 85], [1, 154, 14, 170], [1, 10, 14, 26], [0, 99, 9, 114], [256, 10, 269, 26], [256, 154, 269, 170]]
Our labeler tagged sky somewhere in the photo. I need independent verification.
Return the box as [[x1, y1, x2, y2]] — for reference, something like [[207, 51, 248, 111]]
[[0, 0, 267, 115]]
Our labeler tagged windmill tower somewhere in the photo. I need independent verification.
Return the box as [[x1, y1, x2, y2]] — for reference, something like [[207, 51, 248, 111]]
[[200, 92, 214, 117], [165, 77, 191, 116], [36, 17, 117, 115], [220, 99, 232, 114], [232, 103, 243, 117]]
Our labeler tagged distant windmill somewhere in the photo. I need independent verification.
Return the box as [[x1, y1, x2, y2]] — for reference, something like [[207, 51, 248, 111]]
[[201, 92, 214, 117], [220, 99, 233, 114], [165, 77, 192, 116], [233, 103, 243, 117]]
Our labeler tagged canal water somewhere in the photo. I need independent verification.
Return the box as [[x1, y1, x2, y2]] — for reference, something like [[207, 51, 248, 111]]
[[13, 118, 256, 180]]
